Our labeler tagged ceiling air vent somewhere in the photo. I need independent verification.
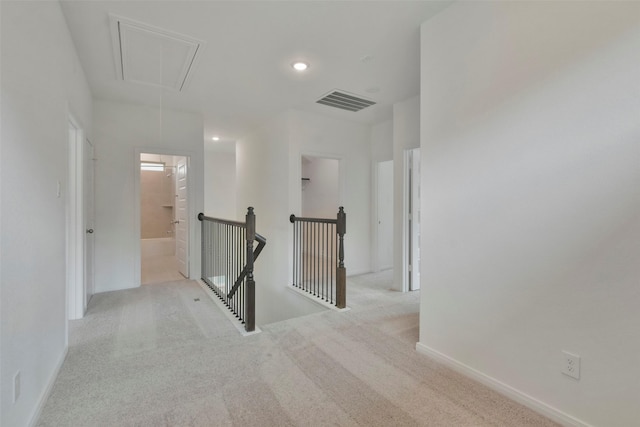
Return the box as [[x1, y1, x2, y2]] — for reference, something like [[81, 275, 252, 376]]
[[316, 90, 376, 112]]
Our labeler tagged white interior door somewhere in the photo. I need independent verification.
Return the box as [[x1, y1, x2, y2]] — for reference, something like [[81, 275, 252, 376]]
[[83, 139, 95, 307], [410, 148, 421, 291], [175, 157, 189, 277], [377, 160, 394, 270]]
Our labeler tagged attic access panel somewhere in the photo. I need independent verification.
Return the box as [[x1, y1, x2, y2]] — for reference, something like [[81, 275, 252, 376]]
[[110, 15, 204, 91]]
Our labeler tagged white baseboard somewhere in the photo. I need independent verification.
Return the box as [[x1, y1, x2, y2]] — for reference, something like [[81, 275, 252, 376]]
[[29, 345, 68, 427], [415, 343, 593, 427]]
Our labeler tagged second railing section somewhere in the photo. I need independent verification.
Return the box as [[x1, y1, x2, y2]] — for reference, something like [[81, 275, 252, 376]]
[[290, 207, 346, 309]]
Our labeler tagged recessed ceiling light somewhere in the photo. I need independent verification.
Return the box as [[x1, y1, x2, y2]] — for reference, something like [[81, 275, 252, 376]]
[[292, 62, 309, 72], [212, 136, 220, 141]]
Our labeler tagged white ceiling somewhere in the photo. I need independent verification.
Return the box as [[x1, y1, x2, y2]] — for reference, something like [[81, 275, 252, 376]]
[[60, 1, 452, 150]]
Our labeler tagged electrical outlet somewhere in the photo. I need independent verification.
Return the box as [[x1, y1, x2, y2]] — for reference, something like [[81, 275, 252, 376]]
[[562, 351, 580, 380], [13, 371, 20, 403]]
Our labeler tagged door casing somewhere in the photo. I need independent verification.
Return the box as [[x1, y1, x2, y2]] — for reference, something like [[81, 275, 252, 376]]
[[67, 116, 89, 320], [402, 148, 421, 292], [84, 138, 95, 305]]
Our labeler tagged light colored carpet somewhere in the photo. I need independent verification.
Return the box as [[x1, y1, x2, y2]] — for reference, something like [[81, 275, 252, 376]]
[[37, 271, 558, 426]]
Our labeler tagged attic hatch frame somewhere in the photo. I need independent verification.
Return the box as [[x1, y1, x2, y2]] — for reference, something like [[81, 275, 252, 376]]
[[109, 14, 205, 92]]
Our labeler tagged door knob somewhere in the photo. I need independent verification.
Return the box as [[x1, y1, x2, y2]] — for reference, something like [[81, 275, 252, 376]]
[[86, 228, 94, 234]]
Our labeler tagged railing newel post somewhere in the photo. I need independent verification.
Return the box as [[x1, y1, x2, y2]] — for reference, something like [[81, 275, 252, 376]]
[[245, 207, 256, 332], [336, 207, 346, 309]]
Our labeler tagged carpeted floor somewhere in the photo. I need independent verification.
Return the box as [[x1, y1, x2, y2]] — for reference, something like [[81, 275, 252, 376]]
[[37, 271, 558, 426]]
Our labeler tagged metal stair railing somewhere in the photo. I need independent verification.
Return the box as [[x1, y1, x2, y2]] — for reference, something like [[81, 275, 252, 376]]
[[289, 207, 346, 309], [198, 207, 266, 332]]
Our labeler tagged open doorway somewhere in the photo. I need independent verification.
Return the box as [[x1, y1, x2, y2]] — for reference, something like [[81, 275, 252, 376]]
[[301, 155, 340, 217], [139, 153, 189, 284]]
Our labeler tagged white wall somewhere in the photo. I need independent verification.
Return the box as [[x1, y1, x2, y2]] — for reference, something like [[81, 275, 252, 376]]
[[393, 96, 420, 291], [0, 1, 93, 425], [418, 2, 640, 426], [93, 100, 203, 292], [376, 160, 394, 271], [204, 151, 236, 219], [370, 120, 394, 273], [371, 119, 393, 163]]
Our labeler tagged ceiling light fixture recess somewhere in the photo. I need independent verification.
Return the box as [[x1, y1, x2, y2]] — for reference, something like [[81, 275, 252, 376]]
[[212, 136, 220, 141], [292, 62, 309, 72]]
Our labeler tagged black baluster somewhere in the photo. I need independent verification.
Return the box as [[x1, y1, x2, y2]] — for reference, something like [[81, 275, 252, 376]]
[[331, 222, 335, 304], [324, 222, 328, 301]]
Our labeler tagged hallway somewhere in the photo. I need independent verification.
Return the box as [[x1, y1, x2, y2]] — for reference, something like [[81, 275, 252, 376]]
[[37, 272, 557, 426]]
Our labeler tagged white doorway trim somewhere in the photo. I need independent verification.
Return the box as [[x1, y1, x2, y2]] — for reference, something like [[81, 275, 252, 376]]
[[401, 149, 410, 292], [134, 148, 195, 285], [403, 148, 421, 292], [67, 115, 86, 320], [409, 148, 420, 291]]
